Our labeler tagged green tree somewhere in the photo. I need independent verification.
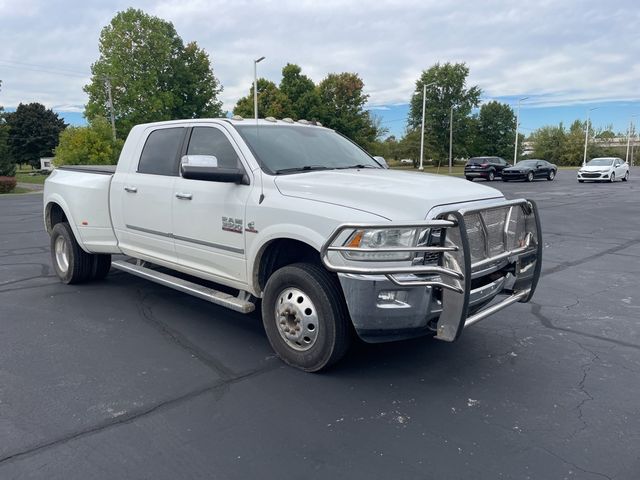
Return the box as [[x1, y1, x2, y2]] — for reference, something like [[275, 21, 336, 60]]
[[407, 62, 482, 164], [233, 79, 293, 119], [315, 72, 378, 148], [84, 8, 223, 139], [469, 101, 517, 159], [530, 124, 566, 164], [54, 118, 124, 167], [5, 102, 66, 169], [561, 120, 592, 166], [0, 80, 14, 176], [279, 63, 320, 120]]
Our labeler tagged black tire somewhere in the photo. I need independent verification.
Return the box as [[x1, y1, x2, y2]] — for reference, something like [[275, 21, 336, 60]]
[[502, 177, 508, 182], [609, 172, 615, 183], [488, 170, 495, 181], [50, 222, 94, 284], [262, 263, 351, 372], [466, 176, 474, 181], [547, 170, 556, 181], [526, 171, 534, 182], [622, 171, 629, 182], [578, 180, 584, 183], [92, 254, 112, 280]]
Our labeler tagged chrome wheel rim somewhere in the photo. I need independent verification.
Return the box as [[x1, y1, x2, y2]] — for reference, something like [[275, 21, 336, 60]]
[[275, 287, 319, 351], [54, 236, 69, 273], [610, 173, 615, 182], [528, 172, 533, 181], [489, 172, 494, 181], [549, 171, 555, 179]]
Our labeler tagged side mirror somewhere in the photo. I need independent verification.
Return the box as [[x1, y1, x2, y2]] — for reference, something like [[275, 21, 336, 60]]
[[180, 155, 247, 184]]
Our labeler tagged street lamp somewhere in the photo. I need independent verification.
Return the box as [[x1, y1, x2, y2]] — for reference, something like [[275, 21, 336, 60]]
[[419, 81, 437, 171], [449, 104, 455, 174], [625, 114, 637, 164], [253, 56, 266, 121], [513, 96, 529, 165], [582, 107, 599, 167]]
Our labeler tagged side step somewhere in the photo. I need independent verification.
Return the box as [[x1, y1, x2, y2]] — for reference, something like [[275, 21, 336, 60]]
[[112, 260, 255, 314]]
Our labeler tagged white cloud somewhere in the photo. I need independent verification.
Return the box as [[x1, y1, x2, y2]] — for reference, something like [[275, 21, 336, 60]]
[[0, 0, 637, 113]]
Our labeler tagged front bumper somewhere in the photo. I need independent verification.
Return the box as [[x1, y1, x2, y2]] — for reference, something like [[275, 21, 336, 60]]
[[320, 199, 542, 343], [502, 171, 528, 180], [577, 171, 609, 181]]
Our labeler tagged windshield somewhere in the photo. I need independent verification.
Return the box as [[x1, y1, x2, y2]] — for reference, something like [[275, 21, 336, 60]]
[[587, 158, 614, 166], [516, 160, 540, 167], [235, 125, 380, 174]]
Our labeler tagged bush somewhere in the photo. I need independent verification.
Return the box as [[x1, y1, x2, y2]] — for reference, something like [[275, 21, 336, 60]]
[[0, 176, 17, 193], [54, 117, 124, 166]]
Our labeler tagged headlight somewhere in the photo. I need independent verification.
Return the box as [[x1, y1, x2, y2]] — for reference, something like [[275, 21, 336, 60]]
[[342, 228, 419, 261]]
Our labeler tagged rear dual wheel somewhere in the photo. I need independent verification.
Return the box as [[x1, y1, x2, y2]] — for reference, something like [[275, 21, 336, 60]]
[[50, 222, 111, 284]]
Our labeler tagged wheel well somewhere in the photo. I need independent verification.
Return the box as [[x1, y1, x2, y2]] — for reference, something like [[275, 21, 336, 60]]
[[45, 203, 68, 233], [257, 239, 321, 292]]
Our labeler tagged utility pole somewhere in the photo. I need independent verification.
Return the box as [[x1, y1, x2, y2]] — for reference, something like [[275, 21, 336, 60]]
[[513, 96, 528, 165], [582, 107, 599, 167], [419, 82, 436, 171], [104, 77, 116, 140], [625, 114, 637, 163], [449, 105, 454, 174]]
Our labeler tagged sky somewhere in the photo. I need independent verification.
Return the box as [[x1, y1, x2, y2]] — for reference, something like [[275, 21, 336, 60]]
[[0, 0, 638, 138]]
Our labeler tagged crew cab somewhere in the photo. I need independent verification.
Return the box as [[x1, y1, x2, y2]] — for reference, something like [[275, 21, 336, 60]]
[[44, 118, 542, 372]]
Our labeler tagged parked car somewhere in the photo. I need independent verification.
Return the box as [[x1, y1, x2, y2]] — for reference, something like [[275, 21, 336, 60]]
[[43, 118, 542, 372], [502, 159, 557, 182], [464, 156, 509, 181], [577, 157, 629, 183], [399, 158, 413, 164]]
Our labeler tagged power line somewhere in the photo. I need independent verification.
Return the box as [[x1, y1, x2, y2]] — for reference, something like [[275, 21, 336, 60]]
[[0, 59, 89, 78]]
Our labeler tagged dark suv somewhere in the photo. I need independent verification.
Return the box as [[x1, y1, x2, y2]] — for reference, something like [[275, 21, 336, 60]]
[[464, 156, 510, 181]]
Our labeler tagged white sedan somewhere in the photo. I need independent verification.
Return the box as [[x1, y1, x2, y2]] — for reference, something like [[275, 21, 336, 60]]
[[577, 157, 630, 183]]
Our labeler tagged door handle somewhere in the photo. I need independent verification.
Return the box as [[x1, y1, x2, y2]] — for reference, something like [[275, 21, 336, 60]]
[[175, 192, 193, 200], [124, 186, 138, 193]]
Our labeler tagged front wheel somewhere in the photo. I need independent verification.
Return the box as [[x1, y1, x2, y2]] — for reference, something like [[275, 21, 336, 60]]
[[262, 263, 352, 372], [502, 177, 509, 182], [610, 172, 615, 183], [622, 171, 629, 182], [526, 171, 534, 182], [547, 170, 556, 181], [466, 176, 474, 181], [488, 171, 495, 181], [578, 179, 584, 183]]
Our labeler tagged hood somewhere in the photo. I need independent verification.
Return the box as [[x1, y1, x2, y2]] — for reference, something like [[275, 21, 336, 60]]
[[504, 165, 533, 172], [580, 165, 613, 172], [274, 169, 503, 220]]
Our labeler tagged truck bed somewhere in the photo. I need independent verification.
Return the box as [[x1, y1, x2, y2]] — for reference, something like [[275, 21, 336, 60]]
[[57, 165, 117, 175]]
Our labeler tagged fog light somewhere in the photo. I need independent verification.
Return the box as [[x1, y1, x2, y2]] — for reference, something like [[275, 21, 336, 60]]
[[377, 290, 410, 308]]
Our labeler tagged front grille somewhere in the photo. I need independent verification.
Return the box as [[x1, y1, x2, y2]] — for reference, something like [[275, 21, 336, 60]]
[[582, 172, 602, 178], [463, 205, 528, 264]]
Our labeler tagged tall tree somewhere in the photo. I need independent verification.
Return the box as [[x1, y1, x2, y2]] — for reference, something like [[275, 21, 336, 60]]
[[84, 8, 223, 139], [0, 80, 14, 176], [407, 63, 481, 163], [279, 63, 320, 120], [5, 103, 66, 169], [530, 124, 566, 164], [233, 79, 293, 119], [315, 72, 378, 148], [469, 101, 517, 159]]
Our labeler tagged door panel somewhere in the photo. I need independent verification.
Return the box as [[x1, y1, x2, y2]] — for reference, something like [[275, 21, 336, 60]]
[[172, 126, 252, 282]]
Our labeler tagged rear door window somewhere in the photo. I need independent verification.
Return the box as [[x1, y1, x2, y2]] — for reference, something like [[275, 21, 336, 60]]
[[138, 128, 186, 176]]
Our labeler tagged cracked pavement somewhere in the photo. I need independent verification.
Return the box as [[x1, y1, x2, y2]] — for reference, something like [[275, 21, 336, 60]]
[[1, 170, 639, 479]]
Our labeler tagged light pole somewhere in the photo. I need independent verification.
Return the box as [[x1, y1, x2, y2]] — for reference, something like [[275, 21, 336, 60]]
[[449, 105, 454, 174], [253, 56, 265, 121], [513, 96, 528, 165], [419, 81, 436, 171], [582, 107, 599, 167], [625, 114, 637, 164]]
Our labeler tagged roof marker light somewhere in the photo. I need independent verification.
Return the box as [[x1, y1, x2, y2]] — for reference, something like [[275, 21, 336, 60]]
[[282, 118, 295, 123], [265, 116, 277, 122], [231, 115, 244, 121], [298, 119, 310, 125]]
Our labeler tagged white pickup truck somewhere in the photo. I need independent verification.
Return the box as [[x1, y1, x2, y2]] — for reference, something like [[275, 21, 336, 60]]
[[44, 118, 542, 371]]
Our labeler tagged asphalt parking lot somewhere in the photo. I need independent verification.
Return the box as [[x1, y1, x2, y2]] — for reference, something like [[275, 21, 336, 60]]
[[1, 169, 639, 479]]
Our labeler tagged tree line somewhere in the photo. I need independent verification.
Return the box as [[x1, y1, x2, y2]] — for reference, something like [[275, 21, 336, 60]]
[[0, 7, 635, 178]]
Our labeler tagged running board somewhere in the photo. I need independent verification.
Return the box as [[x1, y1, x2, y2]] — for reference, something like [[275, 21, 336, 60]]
[[111, 260, 255, 314]]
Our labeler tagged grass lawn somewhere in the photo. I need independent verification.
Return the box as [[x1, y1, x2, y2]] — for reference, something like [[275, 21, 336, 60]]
[[15, 173, 48, 184], [390, 164, 466, 176]]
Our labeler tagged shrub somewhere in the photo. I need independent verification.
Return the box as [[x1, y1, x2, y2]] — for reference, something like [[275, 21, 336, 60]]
[[54, 117, 123, 166], [0, 176, 17, 193]]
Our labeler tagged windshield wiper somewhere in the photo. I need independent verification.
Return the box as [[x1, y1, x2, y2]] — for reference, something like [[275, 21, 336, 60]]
[[275, 165, 332, 174], [335, 164, 379, 170]]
